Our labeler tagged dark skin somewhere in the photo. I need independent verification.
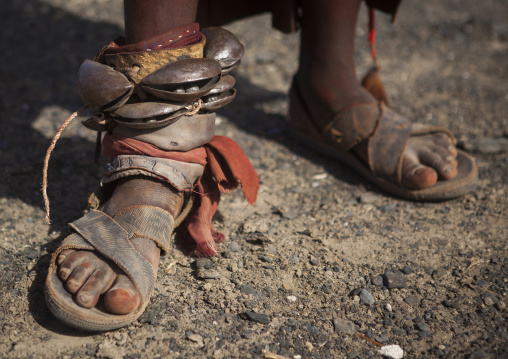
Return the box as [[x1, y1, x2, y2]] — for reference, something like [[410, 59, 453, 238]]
[[57, 0, 459, 314]]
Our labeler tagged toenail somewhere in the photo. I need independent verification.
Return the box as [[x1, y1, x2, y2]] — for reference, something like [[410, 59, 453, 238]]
[[60, 268, 71, 278], [77, 293, 92, 305], [443, 165, 453, 173]]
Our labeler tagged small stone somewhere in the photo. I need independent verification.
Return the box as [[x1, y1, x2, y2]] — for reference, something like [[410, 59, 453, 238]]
[[195, 268, 221, 279], [467, 350, 490, 359], [483, 296, 495, 306], [241, 331, 253, 339], [378, 344, 404, 359], [310, 257, 319, 266], [476, 279, 489, 287], [404, 295, 420, 306], [391, 327, 407, 336], [384, 271, 407, 289], [229, 242, 241, 252], [401, 266, 412, 274], [481, 292, 498, 305], [442, 296, 464, 308], [495, 301, 506, 311], [416, 322, 429, 332], [282, 209, 298, 220], [195, 258, 213, 270], [186, 334, 204, 346], [459, 137, 508, 154], [432, 268, 447, 279], [333, 318, 359, 334], [287, 295, 297, 302], [244, 311, 270, 324], [359, 289, 375, 306], [417, 331, 431, 338], [371, 275, 384, 286], [380, 203, 397, 213], [438, 345, 446, 350], [260, 254, 273, 263], [385, 303, 393, 312], [358, 193, 378, 204]]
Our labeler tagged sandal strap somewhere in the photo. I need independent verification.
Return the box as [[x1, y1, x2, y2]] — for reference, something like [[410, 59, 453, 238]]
[[113, 205, 174, 255], [323, 103, 381, 152], [368, 105, 411, 184], [68, 208, 173, 304]]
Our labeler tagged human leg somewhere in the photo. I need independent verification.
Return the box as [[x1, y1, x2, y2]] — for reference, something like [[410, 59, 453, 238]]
[[45, 0, 257, 330], [292, 0, 466, 192]]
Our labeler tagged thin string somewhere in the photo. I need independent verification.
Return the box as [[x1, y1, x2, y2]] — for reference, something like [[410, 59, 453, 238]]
[[185, 99, 203, 116], [42, 105, 88, 224]]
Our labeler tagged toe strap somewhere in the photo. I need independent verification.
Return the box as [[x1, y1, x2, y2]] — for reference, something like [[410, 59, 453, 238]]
[[70, 209, 156, 304]]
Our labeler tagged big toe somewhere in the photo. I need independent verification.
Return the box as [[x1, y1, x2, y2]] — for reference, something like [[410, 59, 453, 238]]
[[401, 161, 438, 189], [104, 275, 140, 315]]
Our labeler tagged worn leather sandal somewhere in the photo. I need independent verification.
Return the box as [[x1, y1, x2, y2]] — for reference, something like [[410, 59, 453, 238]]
[[289, 78, 478, 201], [45, 201, 191, 331]]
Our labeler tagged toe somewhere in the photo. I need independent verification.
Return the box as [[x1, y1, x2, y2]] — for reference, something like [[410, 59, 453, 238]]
[[419, 145, 458, 180], [66, 260, 95, 294], [58, 251, 88, 282], [75, 267, 116, 308], [401, 160, 438, 189], [104, 275, 140, 315]]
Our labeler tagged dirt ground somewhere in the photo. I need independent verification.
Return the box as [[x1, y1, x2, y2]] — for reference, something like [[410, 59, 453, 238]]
[[1, 0, 507, 358]]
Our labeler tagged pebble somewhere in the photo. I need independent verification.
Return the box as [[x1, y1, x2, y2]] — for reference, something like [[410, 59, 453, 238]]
[[481, 292, 498, 305], [244, 311, 270, 324], [404, 295, 420, 306], [358, 193, 378, 204], [195, 258, 214, 270], [495, 301, 506, 311], [229, 242, 241, 252], [239, 284, 266, 300], [476, 279, 489, 287], [332, 318, 359, 334], [260, 254, 273, 263], [385, 303, 393, 312], [384, 271, 407, 289], [416, 322, 429, 332], [186, 334, 204, 346], [391, 327, 407, 336], [379, 203, 397, 213], [432, 268, 447, 279], [195, 268, 221, 279], [309, 257, 319, 266], [371, 275, 384, 286], [287, 296, 297, 302], [401, 266, 412, 274], [359, 289, 375, 306], [442, 296, 464, 308], [459, 137, 508, 154], [378, 344, 404, 359]]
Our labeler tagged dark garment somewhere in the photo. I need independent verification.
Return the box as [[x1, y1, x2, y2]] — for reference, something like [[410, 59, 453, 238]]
[[197, 0, 402, 33]]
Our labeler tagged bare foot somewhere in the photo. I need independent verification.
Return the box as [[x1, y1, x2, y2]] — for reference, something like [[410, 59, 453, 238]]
[[56, 176, 183, 314]]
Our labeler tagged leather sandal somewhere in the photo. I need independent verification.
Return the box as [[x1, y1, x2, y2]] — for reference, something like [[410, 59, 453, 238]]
[[45, 200, 191, 331], [289, 78, 478, 201]]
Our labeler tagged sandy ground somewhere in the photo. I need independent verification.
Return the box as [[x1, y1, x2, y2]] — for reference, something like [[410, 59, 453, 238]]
[[1, 0, 507, 358]]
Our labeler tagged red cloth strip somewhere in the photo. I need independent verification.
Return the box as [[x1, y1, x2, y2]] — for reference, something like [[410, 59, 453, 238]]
[[103, 133, 259, 257], [103, 133, 207, 166]]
